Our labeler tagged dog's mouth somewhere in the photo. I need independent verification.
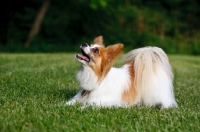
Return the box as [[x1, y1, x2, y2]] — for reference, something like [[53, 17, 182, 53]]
[[76, 49, 90, 63]]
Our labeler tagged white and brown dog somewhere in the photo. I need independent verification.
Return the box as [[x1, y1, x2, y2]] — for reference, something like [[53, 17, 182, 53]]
[[67, 36, 177, 108]]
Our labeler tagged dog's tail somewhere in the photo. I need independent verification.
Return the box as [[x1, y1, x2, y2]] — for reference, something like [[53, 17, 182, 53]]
[[124, 47, 177, 108]]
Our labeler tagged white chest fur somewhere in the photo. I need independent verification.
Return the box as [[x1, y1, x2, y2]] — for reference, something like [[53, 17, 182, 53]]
[[76, 65, 131, 106]]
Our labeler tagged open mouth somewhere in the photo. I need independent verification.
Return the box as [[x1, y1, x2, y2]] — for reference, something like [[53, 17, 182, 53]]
[[76, 49, 90, 62]]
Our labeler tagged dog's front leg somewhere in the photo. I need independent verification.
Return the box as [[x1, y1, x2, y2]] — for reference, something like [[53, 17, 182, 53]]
[[66, 88, 90, 105], [66, 89, 83, 105]]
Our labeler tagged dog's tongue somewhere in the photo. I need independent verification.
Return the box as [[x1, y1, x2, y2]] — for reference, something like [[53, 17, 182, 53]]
[[77, 54, 89, 62]]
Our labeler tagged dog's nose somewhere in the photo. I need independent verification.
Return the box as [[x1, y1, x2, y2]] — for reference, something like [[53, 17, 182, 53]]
[[81, 43, 88, 48]]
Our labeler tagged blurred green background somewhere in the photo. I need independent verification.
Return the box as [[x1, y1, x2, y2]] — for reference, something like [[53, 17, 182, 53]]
[[1, 0, 200, 54]]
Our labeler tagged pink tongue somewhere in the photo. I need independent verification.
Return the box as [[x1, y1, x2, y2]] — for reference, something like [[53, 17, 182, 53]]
[[77, 54, 89, 61]]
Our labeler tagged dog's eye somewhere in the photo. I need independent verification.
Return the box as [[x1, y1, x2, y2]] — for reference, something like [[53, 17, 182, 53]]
[[93, 48, 99, 54]]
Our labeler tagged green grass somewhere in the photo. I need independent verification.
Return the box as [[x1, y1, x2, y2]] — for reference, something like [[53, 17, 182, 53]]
[[0, 53, 200, 132]]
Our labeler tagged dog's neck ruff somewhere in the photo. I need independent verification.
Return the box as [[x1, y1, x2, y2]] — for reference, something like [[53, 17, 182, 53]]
[[76, 65, 99, 91]]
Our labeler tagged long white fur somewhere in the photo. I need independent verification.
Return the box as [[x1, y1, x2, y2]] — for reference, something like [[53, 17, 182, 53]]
[[67, 46, 177, 108], [124, 47, 177, 107], [67, 65, 131, 106]]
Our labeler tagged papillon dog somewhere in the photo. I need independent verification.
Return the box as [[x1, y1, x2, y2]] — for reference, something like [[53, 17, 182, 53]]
[[66, 36, 177, 108]]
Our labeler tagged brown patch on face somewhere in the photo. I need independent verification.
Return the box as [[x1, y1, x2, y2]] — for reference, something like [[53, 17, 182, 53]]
[[89, 43, 123, 82], [91, 36, 104, 47], [101, 44, 123, 77], [88, 46, 106, 81], [122, 61, 137, 105]]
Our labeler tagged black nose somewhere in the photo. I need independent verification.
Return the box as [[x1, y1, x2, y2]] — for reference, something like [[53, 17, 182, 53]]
[[81, 42, 88, 47]]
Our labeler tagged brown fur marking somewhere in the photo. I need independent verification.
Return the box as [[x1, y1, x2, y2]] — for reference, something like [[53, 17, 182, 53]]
[[101, 44, 123, 79], [89, 42, 123, 82], [122, 61, 137, 105]]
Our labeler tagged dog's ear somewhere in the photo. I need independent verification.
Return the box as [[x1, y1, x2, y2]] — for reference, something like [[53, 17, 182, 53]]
[[92, 36, 104, 47], [99, 43, 123, 80], [106, 43, 123, 63]]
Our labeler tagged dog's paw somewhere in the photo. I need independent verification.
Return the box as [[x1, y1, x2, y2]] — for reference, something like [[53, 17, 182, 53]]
[[66, 100, 76, 105]]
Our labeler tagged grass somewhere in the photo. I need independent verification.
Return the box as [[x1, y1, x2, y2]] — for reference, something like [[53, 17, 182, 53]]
[[0, 53, 200, 132]]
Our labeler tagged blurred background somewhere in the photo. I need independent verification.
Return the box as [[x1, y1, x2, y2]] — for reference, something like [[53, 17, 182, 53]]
[[0, 0, 200, 54]]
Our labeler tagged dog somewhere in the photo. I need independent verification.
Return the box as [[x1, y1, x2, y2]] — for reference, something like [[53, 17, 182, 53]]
[[66, 36, 177, 108]]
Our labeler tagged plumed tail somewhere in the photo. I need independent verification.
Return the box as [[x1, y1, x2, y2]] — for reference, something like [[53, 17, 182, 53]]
[[124, 47, 173, 89], [124, 47, 177, 108]]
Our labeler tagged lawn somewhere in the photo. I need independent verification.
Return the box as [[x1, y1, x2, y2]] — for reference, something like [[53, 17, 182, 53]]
[[0, 53, 199, 132]]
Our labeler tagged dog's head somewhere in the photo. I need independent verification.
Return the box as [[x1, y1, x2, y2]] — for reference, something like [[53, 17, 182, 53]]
[[75, 36, 123, 79]]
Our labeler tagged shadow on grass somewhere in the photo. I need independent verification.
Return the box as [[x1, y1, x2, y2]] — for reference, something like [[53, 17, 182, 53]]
[[55, 88, 77, 100]]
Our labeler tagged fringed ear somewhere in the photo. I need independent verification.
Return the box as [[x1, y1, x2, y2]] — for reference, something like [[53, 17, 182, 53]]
[[100, 43, 123, 78], [92, 36, 104, 47], [106, 43, 123, 64]]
